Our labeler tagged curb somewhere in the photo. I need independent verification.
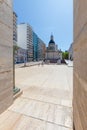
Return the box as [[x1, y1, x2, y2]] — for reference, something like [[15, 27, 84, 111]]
[[13, 90, 23, 100]]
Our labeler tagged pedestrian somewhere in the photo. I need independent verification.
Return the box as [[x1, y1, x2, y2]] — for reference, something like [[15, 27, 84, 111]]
[[38, 63, 40, 66], [42, 61, 44, 66]]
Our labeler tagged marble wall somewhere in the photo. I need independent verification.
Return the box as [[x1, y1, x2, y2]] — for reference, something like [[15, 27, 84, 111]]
[[73, 0, 87, 129], [0, 0, 13, 113]]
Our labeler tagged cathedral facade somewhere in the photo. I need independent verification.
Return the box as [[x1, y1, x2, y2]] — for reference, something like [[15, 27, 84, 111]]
[[45, 35, 62, 63]]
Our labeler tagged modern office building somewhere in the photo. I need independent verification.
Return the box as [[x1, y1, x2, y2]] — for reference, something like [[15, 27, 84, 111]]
[[38, 38, 46, 61], [17, 23, 33, 61], [33, 33, 46, 61], [13, 12, 17, 45], [33, 32, 38, 61], [18, 23, 46, 61], [0, 0, 13, 114]]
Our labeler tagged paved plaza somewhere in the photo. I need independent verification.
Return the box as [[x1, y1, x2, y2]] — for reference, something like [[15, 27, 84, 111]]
[[0, 64, 73, 130]]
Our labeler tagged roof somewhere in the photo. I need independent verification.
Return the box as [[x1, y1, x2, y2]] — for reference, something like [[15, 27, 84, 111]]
[[49, 35, 55, 44], [49, 39, 55, 44]]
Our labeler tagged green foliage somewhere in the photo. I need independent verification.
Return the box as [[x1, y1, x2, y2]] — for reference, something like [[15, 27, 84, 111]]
[[62, 51, 69, 59], [13, 45, 19, 55]]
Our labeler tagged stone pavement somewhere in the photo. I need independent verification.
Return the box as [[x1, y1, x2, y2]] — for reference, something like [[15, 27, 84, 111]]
[[65, 60, 73, 67], [0, 64, 73, 130]]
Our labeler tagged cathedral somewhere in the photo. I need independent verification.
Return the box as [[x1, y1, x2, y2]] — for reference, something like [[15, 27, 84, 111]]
[[45, 35, 62, 63]]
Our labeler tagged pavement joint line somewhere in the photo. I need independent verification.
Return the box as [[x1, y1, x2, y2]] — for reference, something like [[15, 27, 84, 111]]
[[40, 75, 52, 87], [41, 69, 56, 86], [65, 68, 73, 91], [14, 64, 73, 129], [65, 69, 71, 91], [8, 109, 72, 129], [19, 96, 72, 109]]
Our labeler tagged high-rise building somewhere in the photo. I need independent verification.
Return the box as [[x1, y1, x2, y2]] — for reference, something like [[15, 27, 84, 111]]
[[38, 38, 46, 60], [33, 32, 38, 61], [33, 32, 46, 61], [13, 12, 17, 45], [17, 23, 33, 61]]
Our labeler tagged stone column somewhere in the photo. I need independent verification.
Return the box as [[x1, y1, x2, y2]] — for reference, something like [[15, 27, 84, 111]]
[[73, 0, 87, 129], [0, 0, 13, 113]]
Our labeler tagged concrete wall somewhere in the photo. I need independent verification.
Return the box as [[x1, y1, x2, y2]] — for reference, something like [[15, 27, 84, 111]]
[[0, 0, 13, 114], [73, 0, 87, 129]]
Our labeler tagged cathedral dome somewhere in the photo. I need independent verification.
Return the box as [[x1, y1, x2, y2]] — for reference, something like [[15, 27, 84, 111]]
[[49, 39, 55, 44], [49, 35, 55, 44], [48, 34, 56, 51]]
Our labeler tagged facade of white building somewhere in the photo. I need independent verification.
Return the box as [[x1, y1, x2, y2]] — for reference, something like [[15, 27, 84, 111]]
[[69, 43, 73, 60], [15, 47, 27, 63], [17, 23, 33, 61]]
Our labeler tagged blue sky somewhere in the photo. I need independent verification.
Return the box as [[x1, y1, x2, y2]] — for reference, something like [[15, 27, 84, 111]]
[[14, 0, 73, 51]]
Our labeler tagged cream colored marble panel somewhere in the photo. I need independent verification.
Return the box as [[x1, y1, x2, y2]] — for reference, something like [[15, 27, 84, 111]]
[[5, 0, 13, 8], [9, 97, 72, 128], [0, 0, 13, 114], [0, 94, 13, 113], [0, 23, 13, 47], [0, 110, 72, 130], [0, 1, 13, 28], [0, 45, 13, 72], [0, 71, 13, 91]]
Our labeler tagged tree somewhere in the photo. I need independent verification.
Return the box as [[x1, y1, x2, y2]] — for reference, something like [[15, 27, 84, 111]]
[[62, 51, 69, 59]]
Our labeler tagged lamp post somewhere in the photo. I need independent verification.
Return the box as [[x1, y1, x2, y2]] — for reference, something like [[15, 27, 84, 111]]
[[24, 52, 27, 67], [13, 45, 20, 95]]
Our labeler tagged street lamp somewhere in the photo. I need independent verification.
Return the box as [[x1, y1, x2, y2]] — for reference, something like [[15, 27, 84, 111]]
[[24, 52, 27, 67], [13, 45, 20, 95]]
